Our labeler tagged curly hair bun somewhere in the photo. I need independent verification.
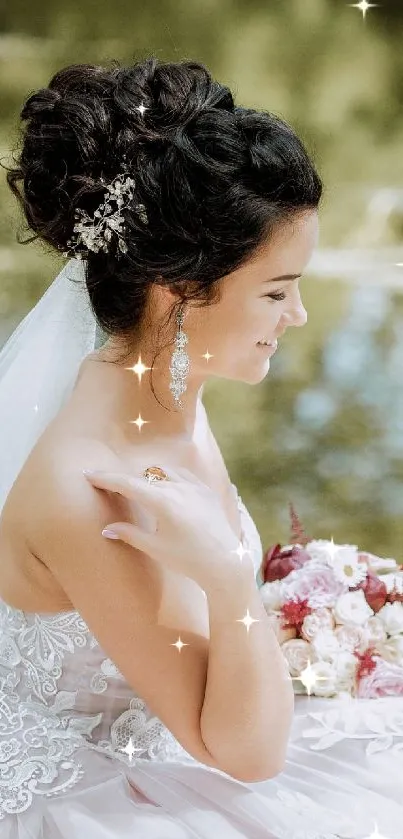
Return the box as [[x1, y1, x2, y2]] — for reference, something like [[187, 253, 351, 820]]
[[5, 55, 322, 367], [21, 87, 62, 118]]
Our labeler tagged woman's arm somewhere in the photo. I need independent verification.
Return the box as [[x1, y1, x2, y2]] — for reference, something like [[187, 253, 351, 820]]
[[200, 567, 295, 782]]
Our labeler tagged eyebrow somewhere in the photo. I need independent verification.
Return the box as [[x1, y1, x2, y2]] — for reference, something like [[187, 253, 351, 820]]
[[264, 274, 302, 284]]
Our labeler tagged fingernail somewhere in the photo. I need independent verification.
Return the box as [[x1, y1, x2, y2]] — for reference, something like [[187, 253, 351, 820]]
[[102, 528, 119, 540], [83, 469, 97, 476]]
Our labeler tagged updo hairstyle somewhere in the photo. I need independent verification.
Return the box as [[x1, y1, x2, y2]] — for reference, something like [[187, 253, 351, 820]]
[[4, 56, 323, 404]]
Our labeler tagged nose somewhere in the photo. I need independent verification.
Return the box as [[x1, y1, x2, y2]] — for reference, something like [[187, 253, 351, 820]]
[[282, 299, 308, 329]]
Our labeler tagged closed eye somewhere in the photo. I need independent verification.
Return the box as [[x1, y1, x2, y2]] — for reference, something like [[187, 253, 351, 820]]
[[265, 291, 287, 301]]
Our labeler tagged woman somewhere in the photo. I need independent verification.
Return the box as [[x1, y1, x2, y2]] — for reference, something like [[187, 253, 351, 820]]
[[0, 56, 400, 839]]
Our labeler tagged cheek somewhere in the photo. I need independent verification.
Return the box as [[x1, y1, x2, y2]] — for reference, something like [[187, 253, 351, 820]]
[[251, 302, 279, 341]]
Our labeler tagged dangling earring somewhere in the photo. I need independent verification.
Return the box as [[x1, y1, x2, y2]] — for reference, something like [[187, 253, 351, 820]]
[[169, 304, 190, 410]]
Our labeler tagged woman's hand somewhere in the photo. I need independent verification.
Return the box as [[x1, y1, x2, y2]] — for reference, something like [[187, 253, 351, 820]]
[[83, 466, 253, 590]]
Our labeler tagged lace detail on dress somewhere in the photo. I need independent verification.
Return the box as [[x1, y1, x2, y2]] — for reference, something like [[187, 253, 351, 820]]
[[300, 695, 403, 757], [90, 696, 196, 766], [0, 599, 197, 819], [0, 603, 94, 817]]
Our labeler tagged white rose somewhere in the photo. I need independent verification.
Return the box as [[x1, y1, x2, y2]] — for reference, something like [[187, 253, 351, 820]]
[[311, 628, 341, 662], [334, 589, 374, 626], [377, 601, 403, 636], [383, 573, 403, 596], [334, 624, 368, 654], [305, 539, 358, 566], [366, 616, 388, 646], [260, 580, 283, 612], [280, 638, 314, 676], [306, 661, 339, 697], [377, 635, 403, 665], [332, 650, 357, 692], [300, 608, 334, 642]]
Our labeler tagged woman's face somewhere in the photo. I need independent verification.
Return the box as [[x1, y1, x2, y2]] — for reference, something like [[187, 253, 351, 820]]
[[183, 210, 319, 385]]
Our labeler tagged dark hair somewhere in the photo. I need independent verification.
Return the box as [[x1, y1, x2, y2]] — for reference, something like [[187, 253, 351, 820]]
[[4, 56, 323, 406]]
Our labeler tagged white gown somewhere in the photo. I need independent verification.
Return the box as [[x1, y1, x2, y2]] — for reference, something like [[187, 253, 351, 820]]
[[0, 485, 402, 839]]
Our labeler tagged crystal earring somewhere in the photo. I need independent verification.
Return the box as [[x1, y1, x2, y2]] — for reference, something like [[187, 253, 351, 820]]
[[169, 304, 190, 409]]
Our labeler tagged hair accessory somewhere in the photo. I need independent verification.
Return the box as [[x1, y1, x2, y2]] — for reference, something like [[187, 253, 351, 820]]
[[142, 466, 170, 483], [63, 170, 148, 260]]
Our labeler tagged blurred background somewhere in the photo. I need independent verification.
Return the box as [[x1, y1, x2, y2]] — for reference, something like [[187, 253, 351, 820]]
[[1, 0, 403, 560]]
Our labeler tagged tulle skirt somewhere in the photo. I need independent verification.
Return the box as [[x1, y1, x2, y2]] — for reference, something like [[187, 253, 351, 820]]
[[2, 695, 402, 839]]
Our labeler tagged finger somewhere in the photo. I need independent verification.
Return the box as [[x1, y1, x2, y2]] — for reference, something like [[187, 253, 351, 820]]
[[83, 466, 200, 490], [101, 520, 154, 553], [82, 471, 168, 509]]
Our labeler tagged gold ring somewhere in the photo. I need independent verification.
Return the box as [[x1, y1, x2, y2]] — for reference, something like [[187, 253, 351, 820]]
[[142, 466, 170, 484]]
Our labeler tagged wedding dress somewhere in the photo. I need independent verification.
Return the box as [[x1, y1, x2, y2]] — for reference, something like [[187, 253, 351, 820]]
[[0, 484, 402, 839]]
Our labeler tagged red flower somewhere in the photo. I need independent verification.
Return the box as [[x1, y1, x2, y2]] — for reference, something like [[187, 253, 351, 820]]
[[280, 597, 312, 633], [354, 645, 379, 683], [351, 569, 388, 613], [261, 543, 311, 583]]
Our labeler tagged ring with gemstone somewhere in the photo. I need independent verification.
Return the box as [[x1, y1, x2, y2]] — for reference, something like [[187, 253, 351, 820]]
[[142, 466, 171, 484]]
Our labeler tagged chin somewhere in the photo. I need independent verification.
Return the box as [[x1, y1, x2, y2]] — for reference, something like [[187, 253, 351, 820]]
[[230, 360, 272, 385]]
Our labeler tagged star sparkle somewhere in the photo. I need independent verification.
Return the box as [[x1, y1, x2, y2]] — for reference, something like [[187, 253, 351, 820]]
[[119, 736, 144, 763], [129, 414, 150, 432], [290, 659, 332, 696], [324, 536, 339, 563], [362, 824, 390, 839], [348, 1, 381, 21], [202, 349, 214, 362], [236, 608, 260, 633], [125, 354, 152, 383], [231, 540, 253, 564], [171, 636, 189, 653], [135, 102, 148, 117]]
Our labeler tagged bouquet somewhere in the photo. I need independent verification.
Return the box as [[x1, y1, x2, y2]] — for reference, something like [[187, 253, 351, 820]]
[[259, 505, 403, 699]]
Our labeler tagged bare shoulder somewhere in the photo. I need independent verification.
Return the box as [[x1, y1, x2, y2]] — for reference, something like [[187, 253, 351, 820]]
[[16, 438, 236, 775], [24, 437, 135, 560]]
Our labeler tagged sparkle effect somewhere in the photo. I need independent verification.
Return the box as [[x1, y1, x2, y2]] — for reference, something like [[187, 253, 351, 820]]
[[135, 102, 148, 117], [171, 636, 189, 653], [231, 541, 253, 564], [362, 825, 391, 839], [236, 608, 260, 633], [129, 414, 150, 432], [121, 347, 214, 431], [348, 1, 381, 20], [125, 355, 152, 383], [119, 736, 144, 763], [325, 536, 340, 563], [290, 659, 332, 696]]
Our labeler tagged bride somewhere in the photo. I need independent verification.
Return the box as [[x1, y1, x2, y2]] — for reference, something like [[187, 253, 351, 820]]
[[0, 56, 400, 839]]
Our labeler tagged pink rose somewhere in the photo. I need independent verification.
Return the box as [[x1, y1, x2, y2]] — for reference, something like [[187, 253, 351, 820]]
[[366, 616, 388, 647], [357, 657, 403, 698], [281, 566, 345, 610], [300, 608, 335, 642], [334, 624, 368, 655], [280, 638, 313, 676], [261, 543, 311, 583]]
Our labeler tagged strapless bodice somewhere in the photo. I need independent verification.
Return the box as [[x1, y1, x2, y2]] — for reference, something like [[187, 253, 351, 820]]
[[0, 485, 264, 817]]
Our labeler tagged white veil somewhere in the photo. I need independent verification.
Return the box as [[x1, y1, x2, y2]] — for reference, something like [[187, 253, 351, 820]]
[[0, 257, 100, 515]]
